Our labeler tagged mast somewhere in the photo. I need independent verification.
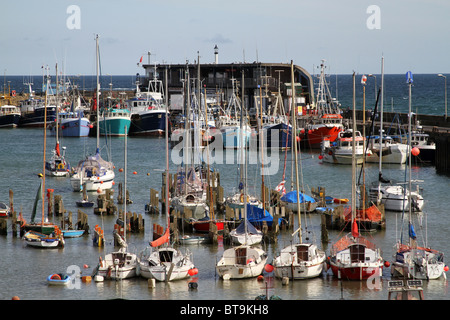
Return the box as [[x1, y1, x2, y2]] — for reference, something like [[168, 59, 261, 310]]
[[377, 57, 385, 201], [165, 68, 170, 227], [241, 70, 248, 245], [407, 71, 413, 246], [291, 61, 302, 243], [55, 63, 59, 141], [96, 34, 100, 152], [41, 71, 49, 225], [124, 125, 127, 241], [352, 72, 356, 224]]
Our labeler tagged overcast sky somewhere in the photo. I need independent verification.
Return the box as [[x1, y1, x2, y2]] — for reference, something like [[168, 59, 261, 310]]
[[1, 0, 449, 76]]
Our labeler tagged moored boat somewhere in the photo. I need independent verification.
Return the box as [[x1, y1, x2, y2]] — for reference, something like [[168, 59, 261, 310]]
[[0, 105, 21, 128]]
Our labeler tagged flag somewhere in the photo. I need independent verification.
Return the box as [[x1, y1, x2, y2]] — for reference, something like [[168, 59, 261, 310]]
[[406, 71, 413, 84], [351, 220, 359, 238], [139, 56, 143, 63], [275, 180, 286, 195], [361, 75, 367, 84], [409, 222, 417, 240]]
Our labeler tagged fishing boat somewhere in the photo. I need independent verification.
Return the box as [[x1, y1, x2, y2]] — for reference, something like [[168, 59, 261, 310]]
[[321, 129, 369, 165], [54, 110, 91, 137], [0, 105, 21, 128], [216, 245, 268, 280], [365, 135, 408, 164], [47, 273, 71, 285], [127, 72, 170, 136], [99, 107, 131, 136], [327, 73, 384, 281], [390, 71, 446, 281], [217, 79, 251, 149], [273, 63, 327, 280], [300, 60, 343, 149], [410, 121, 435, 164], [69, 35, 115, 193], [19, 79, 57, 127], [178, 234, 209, 245]]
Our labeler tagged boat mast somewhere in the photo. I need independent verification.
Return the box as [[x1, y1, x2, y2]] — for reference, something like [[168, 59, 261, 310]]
[[96, 34, 100, 152], [377, 57, 384, 201], [352, 72, 356, 224], [241, 70, 248, 245], [407, 71, 413, 247], [41, 70, 49, 225], [291, 60, 302, 243]]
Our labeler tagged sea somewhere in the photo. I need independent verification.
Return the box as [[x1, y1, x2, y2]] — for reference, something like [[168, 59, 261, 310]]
[[0, 73, 449, 307]]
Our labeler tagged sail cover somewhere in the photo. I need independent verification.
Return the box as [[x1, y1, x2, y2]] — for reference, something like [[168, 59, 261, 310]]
[[280, 191, 316, 204]]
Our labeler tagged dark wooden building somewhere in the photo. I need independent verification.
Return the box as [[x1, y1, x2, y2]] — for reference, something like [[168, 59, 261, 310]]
[[140, 59, 315, 114]]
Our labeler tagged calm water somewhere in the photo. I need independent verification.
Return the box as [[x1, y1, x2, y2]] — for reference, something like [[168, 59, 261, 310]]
[[0, 124, 449, 301]]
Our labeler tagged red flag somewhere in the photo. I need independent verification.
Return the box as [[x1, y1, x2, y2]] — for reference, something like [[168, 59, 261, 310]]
[[55, 142, 60, 157], [352, 220, 359, 238], [139, 56, 143, 63]]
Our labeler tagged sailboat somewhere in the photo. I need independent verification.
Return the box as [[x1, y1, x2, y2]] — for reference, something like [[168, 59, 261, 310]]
[[139, 80, 198, 281], [327, 73, 384, 281], [93, 125, 139, 280], [216, 71, 268, 280], [228, 76, 263, 247], [44, 64, 70, 177], [273, 61, 326, 280], [23, 79, 64, 248], [69, 35, 115, 193], [390, 71, 446, 281], [368, 58, 424, 212]]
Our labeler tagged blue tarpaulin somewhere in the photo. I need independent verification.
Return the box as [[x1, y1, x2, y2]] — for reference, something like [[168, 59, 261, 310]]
[[280, 191, 316, 204]]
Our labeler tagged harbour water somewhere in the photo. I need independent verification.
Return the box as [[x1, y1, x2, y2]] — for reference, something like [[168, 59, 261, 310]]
[[1, 73, 449, 303], [0, 125, 449, 301]]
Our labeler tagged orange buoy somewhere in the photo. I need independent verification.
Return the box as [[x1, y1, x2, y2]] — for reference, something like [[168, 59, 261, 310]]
[[411, 147, 420, 156], [257, 275, 264, 281], [50, 274, 61, 280], [264, 264, 274, 273]]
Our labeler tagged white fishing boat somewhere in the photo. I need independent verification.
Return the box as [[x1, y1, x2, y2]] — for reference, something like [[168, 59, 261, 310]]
[[321, 129, 368, 165], [365, 135, 408, 164], [0, 105, 21, 128]]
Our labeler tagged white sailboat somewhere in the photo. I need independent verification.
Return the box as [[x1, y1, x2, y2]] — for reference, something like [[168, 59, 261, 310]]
[[273, 61, 326, 280], [93, 125, 139, 280], [368, 57, 424, 213], [390, 71, 446, 281], [45, 64, 70, 177], [139, 70, 198, 282], [69, 35, 115, 192], [216, 72, 267, 280], [23, 80, 64, 248]]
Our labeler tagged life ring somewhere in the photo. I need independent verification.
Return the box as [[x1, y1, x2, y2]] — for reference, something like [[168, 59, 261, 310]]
[[11, 90, 16, 97], [50, 274, 61, 280], [57, 163, 65, 170], [92, 168, 97, 176], [240, 194, 249, 203]]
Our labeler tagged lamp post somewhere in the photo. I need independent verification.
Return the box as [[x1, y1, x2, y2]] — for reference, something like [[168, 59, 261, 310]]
[[437, 74, 447, 120]]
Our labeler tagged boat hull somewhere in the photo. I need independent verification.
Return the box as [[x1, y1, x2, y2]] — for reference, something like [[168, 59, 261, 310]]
[[99, 117, 131, 136], [0, 114, 20, 128], [329, 262, 383, 280], [129, 110, 168, 136], [19, 107, 56, 127], [59, 117, 91, 137]]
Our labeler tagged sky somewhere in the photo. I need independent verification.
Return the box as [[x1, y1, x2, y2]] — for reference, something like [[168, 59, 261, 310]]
[[1, 0, 450, 76]]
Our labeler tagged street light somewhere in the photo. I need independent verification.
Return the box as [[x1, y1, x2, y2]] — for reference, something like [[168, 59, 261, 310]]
[[437, 73, 447, 119]]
